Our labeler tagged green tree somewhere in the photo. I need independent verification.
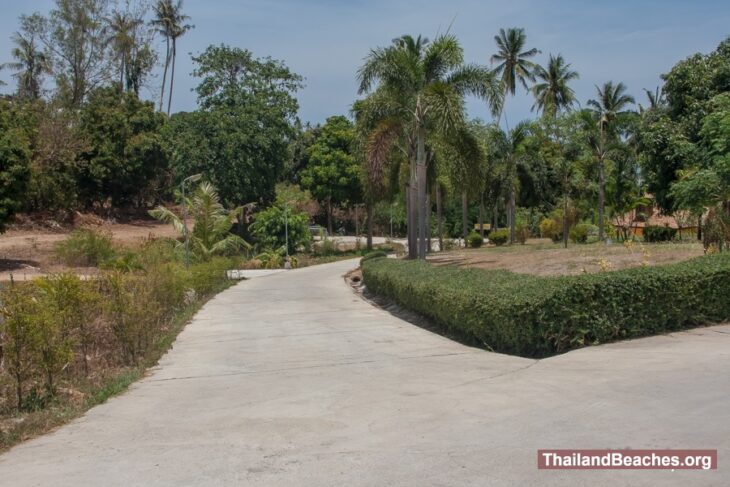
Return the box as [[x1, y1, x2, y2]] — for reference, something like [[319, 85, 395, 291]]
[[249, 205, 311, 255], [166, 45, 302, 207], [587, 81, 635, 241], [300, 116, 361, 234], [24, 0, 113, 106], [638, 38, 730, 212], [75, 86, 168, 207], [358, 34, 501, 259], [0, 99, 32, 232]]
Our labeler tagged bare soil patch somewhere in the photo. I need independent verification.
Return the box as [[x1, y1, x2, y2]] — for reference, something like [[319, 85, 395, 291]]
[[0, 218, 178, 281], [428, 238, 704, 276]]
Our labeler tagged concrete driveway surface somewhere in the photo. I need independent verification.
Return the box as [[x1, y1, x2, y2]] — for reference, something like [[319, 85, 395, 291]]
[[0, 259, 727, 486]]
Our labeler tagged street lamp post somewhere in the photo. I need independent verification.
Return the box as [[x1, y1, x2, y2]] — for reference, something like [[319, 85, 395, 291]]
[[181, 173, 202, 267], [284, 204, 289, 258]]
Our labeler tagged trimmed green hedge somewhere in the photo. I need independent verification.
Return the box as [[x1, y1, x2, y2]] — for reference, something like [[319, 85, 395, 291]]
[[362, 254, 730, 358]]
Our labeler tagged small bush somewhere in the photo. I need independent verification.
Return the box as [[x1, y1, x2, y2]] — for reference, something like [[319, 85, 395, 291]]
[[467, 232, 484, 248], [569, 223, 591, 244], [360, 250, 387, 265], [489, 229, 509, 246], [249, 206, 311, 254], [362, 253, 730, 358], [644, 225, 677, 243], [56, 228, 115, 266]]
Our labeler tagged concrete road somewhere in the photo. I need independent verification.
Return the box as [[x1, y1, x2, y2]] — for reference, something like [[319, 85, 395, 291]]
[[1, 259, 728, 486]]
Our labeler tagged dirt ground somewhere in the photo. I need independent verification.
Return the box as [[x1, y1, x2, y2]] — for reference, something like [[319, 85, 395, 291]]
[[428, 238, 705, 276], [0, 219, 178, 281]]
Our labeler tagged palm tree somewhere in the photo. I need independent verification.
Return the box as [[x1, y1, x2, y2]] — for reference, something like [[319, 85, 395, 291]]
[[149, 182, 250, 261], [165, 0, 193, 115], [638, 86, 664, 113], [151, 0, 172, 111], [490, 27, 540, 127], [531, 54, 579, 118], [358, 34, 501, 259], [107, 10, 143, 92], [2, 31, 51, 99], [587, 81, 635, 241]]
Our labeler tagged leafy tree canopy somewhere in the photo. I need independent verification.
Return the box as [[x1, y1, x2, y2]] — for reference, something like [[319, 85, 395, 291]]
[[0, 99, 32, 231], [75, 86, 168, 207], [166, 45, 303, 207]]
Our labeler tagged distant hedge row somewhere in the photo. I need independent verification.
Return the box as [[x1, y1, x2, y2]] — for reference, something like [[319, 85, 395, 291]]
[[361, 254, 730, 357]]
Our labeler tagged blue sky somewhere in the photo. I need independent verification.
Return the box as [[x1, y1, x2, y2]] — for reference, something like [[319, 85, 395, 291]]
[[1, 0, 729, 125]]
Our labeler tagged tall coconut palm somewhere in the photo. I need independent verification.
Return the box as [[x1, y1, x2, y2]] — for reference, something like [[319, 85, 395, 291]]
[[531, 54, 579, 118], [490, 27, 540, 127], [2, 31, 51, 99], [358, 34, 501, 259], [587, 81, 635, 241], [151, 0, 173, 111], [165, 0, 193, 116], [107, 10, 143, 92]]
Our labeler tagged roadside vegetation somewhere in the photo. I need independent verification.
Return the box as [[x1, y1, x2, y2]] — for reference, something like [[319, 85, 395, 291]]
[[362, 252, 730, 357], [0, 0, 728, 451]]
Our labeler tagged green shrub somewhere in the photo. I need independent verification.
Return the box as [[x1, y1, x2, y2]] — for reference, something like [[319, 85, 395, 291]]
[[249, 206, 311, 254], [569, 223, 591, 244], [489, 229, 509, 246], [360, 250, 387, 265], [362, 254, 730, 358], [56, 228, 116, 266], [467, 232, 484, 248], [644, 225, 678, 242]]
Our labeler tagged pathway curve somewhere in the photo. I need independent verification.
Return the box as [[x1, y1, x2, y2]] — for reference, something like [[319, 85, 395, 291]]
[[0, 259, 728, 486]]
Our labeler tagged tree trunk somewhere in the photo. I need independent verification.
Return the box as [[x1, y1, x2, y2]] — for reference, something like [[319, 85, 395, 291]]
[[167, 40, 176, 116], [509, 185, 516, 244], [426, 192, 432, 253], [326, 197, 333, 235], [462, 191, 468, 242], [354, 205, 359, 237], [406, 183, 416, 259], [493, 202, 498, 231], [436, 184, 443, 252], [598, 160, 605, 242], [160, 37, 170, 112], [563, 192, 569, 249], [416, 125, 427, 260], [366, 203, 373, 250]]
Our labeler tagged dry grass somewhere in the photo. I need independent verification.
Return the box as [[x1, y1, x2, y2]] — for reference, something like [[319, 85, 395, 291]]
[[428, 238, 705, 276]]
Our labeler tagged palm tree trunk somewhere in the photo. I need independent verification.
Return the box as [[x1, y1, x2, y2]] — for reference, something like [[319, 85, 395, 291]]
[[436, 184, 443, 252], [326, 197, 333, 235], [416, 125, 427, 260], [160, 37, 170, 112], [509, 184, 516, 244], [366, 202, 373, 250], [462, 191, 468, 242], [407, 182, 417, 259], [598, 160, 605, 242], [167, 39, 176, 116]]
